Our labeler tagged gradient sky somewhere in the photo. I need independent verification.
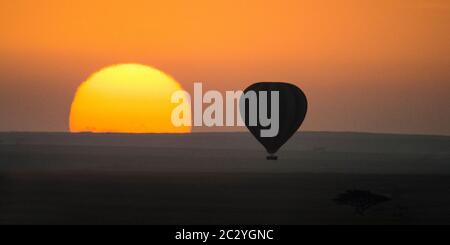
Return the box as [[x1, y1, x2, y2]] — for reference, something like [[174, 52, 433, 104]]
[[0, 0, 449, 135]]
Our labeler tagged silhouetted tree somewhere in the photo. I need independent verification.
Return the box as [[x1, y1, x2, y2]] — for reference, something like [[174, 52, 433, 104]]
[[333, 190, 391, 215]]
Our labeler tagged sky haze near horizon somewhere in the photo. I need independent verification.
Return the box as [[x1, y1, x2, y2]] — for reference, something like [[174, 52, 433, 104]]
[[0, 0, 449, 135]]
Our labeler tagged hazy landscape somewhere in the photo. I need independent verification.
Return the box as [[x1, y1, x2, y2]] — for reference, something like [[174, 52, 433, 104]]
[[0, 132, 449, 224]]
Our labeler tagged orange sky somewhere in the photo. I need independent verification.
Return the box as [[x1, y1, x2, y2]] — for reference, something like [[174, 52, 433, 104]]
[[0, 0, 449, 135]]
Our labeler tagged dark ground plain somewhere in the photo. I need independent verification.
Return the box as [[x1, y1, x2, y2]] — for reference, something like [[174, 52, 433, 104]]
[[0, 132, 449, 224]]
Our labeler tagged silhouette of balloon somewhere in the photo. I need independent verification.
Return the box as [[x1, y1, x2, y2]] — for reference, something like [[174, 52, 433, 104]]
[[240, 82, 308, 160]]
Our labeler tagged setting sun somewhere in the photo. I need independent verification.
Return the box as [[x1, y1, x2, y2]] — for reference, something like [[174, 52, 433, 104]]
[[69, 64, 191, 133]]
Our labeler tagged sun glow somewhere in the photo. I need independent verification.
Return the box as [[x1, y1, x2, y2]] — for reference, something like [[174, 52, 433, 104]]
[[69, 64, 191, 133]]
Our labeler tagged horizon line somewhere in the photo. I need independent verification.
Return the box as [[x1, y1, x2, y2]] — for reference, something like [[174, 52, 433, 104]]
[[0, 130, 448, 138]]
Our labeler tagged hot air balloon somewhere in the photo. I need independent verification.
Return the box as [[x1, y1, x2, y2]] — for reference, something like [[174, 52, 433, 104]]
[[240, 82, 308, 160]]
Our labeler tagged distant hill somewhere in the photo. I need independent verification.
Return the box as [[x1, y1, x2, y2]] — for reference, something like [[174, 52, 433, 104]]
[[0, 132, 448, 174]]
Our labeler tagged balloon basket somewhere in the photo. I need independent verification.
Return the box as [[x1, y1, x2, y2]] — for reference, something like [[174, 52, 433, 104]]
[[266, 155, 278, 160]]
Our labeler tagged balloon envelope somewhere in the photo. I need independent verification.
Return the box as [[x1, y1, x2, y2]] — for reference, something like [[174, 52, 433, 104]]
[[240, 82, 308, 155]]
